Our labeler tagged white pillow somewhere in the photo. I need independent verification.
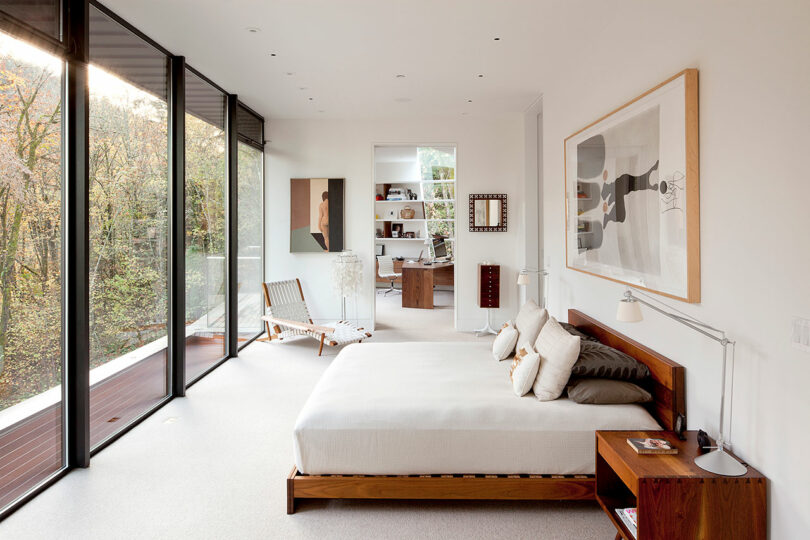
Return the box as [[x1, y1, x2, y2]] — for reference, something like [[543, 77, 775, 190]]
[[515, 300, 549, 350], [509, 345, 541, 397], [532, 317, 581, 401], [492, 321, 519, 361]]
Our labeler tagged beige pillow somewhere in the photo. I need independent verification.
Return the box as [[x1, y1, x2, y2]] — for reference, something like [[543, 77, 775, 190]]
[[509, 346, 541, 397], [532, 317, 581, 401], [492, 321, 519, 361], [514, 300, 548, 350]]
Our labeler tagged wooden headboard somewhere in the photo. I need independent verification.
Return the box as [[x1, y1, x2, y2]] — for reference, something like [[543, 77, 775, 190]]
[[568, 309, 686, 431]]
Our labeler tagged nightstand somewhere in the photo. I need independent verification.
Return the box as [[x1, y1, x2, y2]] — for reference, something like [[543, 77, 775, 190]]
[[595, 430, 767, 540]]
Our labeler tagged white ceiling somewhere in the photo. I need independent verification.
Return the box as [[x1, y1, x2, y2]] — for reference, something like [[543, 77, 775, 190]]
[[98, 0, 690, 121]]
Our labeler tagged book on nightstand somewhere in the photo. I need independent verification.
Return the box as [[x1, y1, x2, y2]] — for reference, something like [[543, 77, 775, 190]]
[[615, 507, 638, 539], [626, 437, 678, 454]]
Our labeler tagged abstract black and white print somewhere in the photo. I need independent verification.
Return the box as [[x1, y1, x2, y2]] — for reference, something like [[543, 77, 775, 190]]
[[565, 72, 696, 300]]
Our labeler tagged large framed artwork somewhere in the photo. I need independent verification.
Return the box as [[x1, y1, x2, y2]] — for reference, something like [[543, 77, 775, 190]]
[[290, 178, 344, 252], [565, 69, 700, 303]]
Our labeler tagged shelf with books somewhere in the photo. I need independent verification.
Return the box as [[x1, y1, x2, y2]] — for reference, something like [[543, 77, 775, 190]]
[[596, 494, 637, 540], [373, 146, 456, 260]]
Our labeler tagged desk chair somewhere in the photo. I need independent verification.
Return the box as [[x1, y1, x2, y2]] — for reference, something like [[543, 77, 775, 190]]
[[377, 256, 401, 296]]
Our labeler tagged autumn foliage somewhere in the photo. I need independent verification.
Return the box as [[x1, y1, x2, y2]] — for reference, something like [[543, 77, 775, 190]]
[[0, 35, 230, 410]]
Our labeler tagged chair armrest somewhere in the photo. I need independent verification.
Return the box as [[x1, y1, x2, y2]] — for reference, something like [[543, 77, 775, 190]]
[[261, 316, 335, 334]]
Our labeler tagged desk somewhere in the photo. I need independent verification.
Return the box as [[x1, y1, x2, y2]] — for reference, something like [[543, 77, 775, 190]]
[[401, 261, 454, 309]]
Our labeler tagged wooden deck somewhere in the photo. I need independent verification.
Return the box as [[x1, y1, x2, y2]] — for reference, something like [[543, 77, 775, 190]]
[[0, 334, 226, 511]]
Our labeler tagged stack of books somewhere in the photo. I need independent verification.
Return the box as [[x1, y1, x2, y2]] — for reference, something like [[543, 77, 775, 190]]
[[615, 507, 638, 539]]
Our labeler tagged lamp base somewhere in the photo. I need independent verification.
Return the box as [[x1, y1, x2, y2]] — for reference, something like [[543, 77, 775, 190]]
[[694, 449, 747, 476]]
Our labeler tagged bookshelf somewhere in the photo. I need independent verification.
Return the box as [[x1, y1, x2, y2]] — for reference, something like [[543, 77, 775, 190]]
[[373, 146, 456, 259]]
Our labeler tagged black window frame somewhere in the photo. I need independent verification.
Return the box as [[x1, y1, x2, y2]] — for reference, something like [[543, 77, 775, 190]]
[[0, 0, 266, 520], [235, 101, 265, 350]]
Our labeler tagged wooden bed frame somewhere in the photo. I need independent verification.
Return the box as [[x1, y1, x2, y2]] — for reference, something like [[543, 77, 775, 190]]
[[286, 309, 685, 514]]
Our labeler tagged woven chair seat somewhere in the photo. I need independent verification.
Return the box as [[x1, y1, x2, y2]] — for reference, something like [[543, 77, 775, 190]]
[[261, 279, 371, 355]]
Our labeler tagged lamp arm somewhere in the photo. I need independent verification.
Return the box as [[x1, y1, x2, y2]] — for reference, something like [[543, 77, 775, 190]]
[[625, 291, 731, 345]]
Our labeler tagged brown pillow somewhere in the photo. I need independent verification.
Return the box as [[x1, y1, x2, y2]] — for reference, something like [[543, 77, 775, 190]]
[[570, 340, 650, 380], [566, 378, 652, 405], [559, 322, 600, 343]]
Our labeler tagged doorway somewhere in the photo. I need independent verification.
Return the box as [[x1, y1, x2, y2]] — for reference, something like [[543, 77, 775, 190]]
[[372, 145, 457, 336]]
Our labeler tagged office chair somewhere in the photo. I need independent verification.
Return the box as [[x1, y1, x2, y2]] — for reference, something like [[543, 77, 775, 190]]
[[377, 256, 402, 296]]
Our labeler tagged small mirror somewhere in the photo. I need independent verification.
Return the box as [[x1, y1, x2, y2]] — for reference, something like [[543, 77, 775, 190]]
[[469, 194, 507, 232]]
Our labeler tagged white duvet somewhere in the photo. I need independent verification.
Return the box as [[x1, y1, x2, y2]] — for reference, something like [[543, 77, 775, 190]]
[[294, 341, 660, 475]]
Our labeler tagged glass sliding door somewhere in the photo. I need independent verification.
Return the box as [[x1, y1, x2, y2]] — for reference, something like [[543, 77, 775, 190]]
[[88, 6, 169, 448], [0, 30, 64, 511], [184, 70, 226, 381], [237, 141, 263, 342]]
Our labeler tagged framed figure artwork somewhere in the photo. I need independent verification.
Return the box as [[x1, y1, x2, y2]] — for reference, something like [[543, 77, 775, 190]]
[[290, 178, 344, 252], [565, 69, 700, 303]]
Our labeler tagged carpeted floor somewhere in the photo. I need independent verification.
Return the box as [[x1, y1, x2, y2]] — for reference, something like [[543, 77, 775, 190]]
[[0, 294, 615, 539]]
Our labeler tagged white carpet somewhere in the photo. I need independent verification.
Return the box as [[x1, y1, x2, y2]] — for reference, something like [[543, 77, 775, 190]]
[[0, 310, 615, 539]]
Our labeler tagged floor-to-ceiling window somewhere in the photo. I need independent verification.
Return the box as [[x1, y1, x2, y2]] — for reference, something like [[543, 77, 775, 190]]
[[236, 105, 264, 344], [0, 0, 266, 517], [0, 29, 64, 511], [184, 70, 226, 381], [87, 6, 170, 448]]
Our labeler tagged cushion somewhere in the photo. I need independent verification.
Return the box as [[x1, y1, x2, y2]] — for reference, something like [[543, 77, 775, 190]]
[[532, 317, 581, 401], [570, 341, 651, 381], [509, 345, 541, 397], [559, 322, 600, 343], [566, 378, 652, 404], [492, 321, 519, 361], [514, 300, 549, 350]]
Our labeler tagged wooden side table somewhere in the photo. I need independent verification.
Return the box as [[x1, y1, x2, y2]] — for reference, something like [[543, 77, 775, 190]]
[[595, 430, 767, 540]]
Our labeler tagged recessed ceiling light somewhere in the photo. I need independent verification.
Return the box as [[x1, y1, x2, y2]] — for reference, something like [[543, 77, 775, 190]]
[[461, 112, 469, 116], [270, 53, 277, 57], [299, 87, 307, 90], [317, 110, 325, 113], [467, 99, 473, 103], [477, 74, 484, 78], [246, 27, 261, 33], [308, 97, 314, 101], [493, 37, 501, 41], [396, 74, 406, 78], [286, 72, 294, 76]]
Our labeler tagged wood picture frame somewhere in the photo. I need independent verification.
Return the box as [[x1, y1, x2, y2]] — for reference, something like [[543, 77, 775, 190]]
[[286, 309, 685, 513], [564, 69, 700, 303]]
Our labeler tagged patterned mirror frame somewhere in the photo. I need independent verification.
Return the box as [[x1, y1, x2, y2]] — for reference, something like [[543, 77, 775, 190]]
[[468, 194, 507, 232]]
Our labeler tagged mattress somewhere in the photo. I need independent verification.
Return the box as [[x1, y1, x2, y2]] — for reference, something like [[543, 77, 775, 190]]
[[293, 341, 661, 475]]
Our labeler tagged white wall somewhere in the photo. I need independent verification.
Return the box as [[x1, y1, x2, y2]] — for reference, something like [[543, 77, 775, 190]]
[[540, 1, 810, 537], [265, 116, 524, 331], [521, 99, 543, 305]]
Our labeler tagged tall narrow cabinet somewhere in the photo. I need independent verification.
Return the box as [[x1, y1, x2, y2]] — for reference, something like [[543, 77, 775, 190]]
[[478, 264, 500, 308]]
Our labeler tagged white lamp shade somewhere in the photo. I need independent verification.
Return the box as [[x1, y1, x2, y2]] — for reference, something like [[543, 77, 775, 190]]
[[616, 299, 643, 322], [517, 273, 530, 286]]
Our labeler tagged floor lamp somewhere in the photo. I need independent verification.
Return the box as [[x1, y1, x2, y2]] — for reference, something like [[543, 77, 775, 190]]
[[616, 288, 747, 476], [517, 269, 549, 308], [332, 251, 362, 321]]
